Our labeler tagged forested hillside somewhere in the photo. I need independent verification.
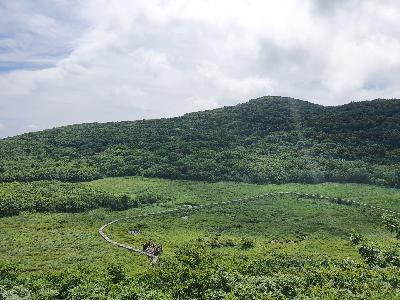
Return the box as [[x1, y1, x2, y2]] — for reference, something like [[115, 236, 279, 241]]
[[1, 96, 399, 186]]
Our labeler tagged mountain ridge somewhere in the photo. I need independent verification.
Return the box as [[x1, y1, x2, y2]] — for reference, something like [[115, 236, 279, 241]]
[[1, 96, 399, 186], [5, 96, 399, 140]]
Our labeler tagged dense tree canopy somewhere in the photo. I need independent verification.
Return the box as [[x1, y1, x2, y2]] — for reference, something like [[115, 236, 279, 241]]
[[1, 96, 399, 186], [0, 181, 133, 217]]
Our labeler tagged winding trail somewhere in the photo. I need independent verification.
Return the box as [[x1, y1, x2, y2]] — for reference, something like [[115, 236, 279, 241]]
[[99, 191, 400, 258]]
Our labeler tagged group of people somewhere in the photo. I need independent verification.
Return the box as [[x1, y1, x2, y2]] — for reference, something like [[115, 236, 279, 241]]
[[143, 240, 163, 256]]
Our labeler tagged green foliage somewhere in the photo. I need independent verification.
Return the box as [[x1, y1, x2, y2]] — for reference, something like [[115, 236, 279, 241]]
[[204, 235, 236, 249], [135, 190, 170, 205], [349, 230, 363, 246], [1, 97, 399, 186], [107, 264, 126, 284], [349, 222, 400, 268], [1, 178, 400, 298], [382, 214, 400, 239], [0, 181, 133, 217], [0, 262, 17, 283], [240, 238, 254, 249], [3, 243, 399, 299], [2, 177, 398, 276]]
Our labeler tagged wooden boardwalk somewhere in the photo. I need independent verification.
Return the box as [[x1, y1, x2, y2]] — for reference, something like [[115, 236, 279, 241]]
[[99, 191, 400, 260]]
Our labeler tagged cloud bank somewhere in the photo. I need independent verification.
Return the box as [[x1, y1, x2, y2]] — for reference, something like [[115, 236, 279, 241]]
[[1, 0, 400, 137]]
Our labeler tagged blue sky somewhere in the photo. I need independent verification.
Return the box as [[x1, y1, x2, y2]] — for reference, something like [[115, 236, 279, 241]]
[[1, 0, 400, 138]]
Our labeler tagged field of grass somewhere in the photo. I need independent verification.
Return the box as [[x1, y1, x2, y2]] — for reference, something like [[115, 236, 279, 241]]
[[1, 176, 399, 278], [107, 195, 392, 261], [89, 176, 400, 211]]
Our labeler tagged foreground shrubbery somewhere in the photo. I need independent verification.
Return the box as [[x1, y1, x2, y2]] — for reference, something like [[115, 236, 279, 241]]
[[1, 242, 399, 299], [0, 181, 133, 217], [350, 214, 400, 268]]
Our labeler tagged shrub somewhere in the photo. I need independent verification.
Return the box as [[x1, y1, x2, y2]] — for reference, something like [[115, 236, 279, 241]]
[[382, 214, 400, 239], [136, 190, 169, 205], [241, 238, 255, 249], [349, 230, 363, 246], [107, 264, 126, 284]]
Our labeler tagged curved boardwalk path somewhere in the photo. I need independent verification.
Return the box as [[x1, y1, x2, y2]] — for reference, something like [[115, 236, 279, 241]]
[[99, 191, 400, 259]]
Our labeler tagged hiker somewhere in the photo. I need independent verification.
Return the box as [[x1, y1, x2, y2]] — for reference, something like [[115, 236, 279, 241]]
[[143, 241, 150, 251]]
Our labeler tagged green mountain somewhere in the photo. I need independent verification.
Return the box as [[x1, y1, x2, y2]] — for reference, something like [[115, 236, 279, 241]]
[[1, 96, 399, 186]]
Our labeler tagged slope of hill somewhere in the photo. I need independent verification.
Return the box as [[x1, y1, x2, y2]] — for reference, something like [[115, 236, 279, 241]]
[[0, 96, 399, 186]]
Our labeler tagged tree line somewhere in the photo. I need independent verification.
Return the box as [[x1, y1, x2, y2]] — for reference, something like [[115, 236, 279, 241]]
[[0, 181, 173, 217]]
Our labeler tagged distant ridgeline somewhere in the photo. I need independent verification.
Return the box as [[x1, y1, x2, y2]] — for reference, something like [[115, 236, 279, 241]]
[[0, 96, 399, 187]]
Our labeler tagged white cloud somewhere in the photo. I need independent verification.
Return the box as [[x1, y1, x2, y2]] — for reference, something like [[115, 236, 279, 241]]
[[0, 0, 400, 137], [27, 124, 40, 130]]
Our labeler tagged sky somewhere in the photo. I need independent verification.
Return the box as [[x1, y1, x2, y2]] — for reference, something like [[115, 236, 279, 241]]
[[1, 0, 400, 138]]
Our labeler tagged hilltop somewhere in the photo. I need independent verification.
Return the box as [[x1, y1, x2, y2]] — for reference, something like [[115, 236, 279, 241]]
[[0, 96, 399, 186]]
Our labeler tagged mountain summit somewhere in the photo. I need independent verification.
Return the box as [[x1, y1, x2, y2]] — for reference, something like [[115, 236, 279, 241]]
[[1, 96, 399, 186]]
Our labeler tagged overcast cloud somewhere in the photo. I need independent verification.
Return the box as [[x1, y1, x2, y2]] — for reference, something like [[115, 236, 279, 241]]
[[1, 0, 400, 137]]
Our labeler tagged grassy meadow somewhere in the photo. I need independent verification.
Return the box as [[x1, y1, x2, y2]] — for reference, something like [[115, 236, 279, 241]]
[[1, 177, 399, 275], [1, 176, 400, 298]]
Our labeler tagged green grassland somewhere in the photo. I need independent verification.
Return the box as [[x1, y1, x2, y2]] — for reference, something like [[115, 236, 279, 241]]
[[1, 177, 399, 298], [91, 177, 400, 265], [88, 176, 400, 212]]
